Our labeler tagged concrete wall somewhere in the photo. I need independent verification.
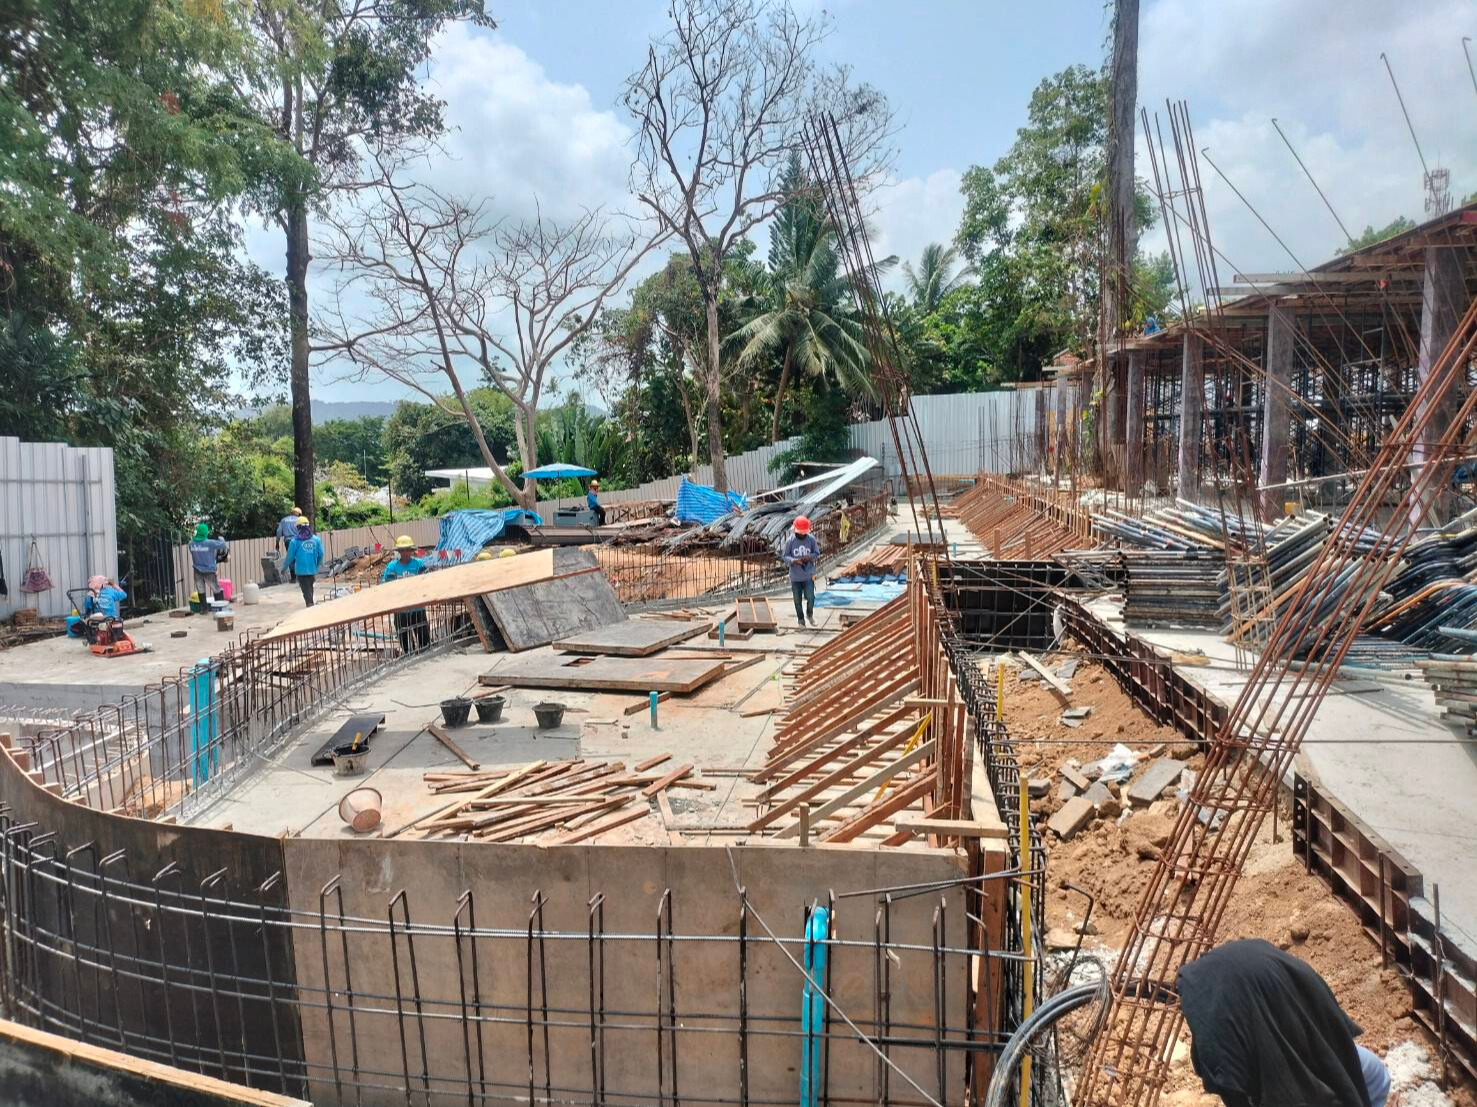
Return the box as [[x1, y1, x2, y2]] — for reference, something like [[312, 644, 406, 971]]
[[0, 437, 118, 620], [283, 836, 982, 1107]]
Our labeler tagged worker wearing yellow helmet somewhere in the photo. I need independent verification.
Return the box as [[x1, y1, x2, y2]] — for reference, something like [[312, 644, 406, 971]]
[[474, 550, 494, 562], [381, 536, 430, 654]]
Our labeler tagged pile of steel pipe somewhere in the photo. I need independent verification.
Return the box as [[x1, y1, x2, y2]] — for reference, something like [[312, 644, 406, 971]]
[[1120, 550, 1227, 628]]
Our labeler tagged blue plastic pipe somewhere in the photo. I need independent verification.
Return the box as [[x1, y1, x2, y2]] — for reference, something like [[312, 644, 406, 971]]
[[800, 905, 830, 1106], [649, 690, 660, 729]]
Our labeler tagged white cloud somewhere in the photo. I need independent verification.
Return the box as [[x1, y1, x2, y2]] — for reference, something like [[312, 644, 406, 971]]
[[1137, 0, 1477, 286], [869, 168, 966, 289]]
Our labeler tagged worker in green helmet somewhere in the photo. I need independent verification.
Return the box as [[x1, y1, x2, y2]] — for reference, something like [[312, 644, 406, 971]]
[[187, 523, 229, 606]]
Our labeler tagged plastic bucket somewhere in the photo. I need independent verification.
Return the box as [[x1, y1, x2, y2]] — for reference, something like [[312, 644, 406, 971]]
[[337, 787, 383, 833], [219, 578, 233, 601], [441, 697, 472, 728], [533, 702, 566, 729], [475, 696, 505, 724]]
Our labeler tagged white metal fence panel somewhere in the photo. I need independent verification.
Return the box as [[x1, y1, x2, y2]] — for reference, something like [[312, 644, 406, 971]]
[[0, 437, 118, 620]]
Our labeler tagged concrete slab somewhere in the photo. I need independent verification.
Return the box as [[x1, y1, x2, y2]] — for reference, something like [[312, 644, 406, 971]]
[[1084, 594, 1477, 950]]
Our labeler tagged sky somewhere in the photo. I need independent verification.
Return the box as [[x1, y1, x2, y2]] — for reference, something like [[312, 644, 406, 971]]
[[248, 0, 1477, 403]]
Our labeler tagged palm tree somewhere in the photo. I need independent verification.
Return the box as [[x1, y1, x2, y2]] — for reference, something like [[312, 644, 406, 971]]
[[727, 157, 875, 442], [902, 242, 973, 313]]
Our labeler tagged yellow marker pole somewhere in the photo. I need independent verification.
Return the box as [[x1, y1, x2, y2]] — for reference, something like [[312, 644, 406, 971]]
[[1018, 767, 1034, 1107], [996, 659, 1005, 722]]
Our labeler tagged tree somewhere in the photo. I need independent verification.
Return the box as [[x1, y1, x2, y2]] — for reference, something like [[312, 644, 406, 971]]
[[727, 155, 874, 441], [315, 162, 661, 509], [239, 0, 493, 517], [1102, 0, 1140, 346], [315, 416, 387, 485], [623, 0, 892, 490], [1339, 216, 1417, 254], [901, 243, 973, 313], [381, 391, 517, 501]]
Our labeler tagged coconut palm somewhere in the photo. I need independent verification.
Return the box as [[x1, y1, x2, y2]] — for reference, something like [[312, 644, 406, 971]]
[[727, 160, 877, 442], [902, 242, 973, 313]]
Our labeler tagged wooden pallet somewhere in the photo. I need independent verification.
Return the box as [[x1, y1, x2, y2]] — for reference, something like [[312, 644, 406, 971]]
[[735, 595, 777, 632]]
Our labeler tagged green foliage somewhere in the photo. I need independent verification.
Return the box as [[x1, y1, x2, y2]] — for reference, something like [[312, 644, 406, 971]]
[[534, 397, 631, 485], [315, 416, 388, 484], [768, 388, 854, 483], [1339, 216, 1417, 254], [902, 243, 973, 314], [381, 390, 517, 501]]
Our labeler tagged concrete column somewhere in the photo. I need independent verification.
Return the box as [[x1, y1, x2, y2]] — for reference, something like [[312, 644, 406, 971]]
[[1177, 333, 1204, 500], [1053, 379, 1068, 487], [1125, 351, 1145, 492], [1258, 305, 1296, 521], [1104, 352, 1127, 484], [1410, 249, 1469, 526]]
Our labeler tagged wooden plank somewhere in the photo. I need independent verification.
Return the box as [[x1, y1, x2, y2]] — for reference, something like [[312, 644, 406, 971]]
[[735, 595, 777, 631], [820, 772, 935, 844], [709, 612, 755, 640], [554, 802, 650, 844], [555, 619, 709, 657], [656, 791, 677, 844], [635, 752, 672, 771], [1019, 652, 1071, 697], [427, 724, 479, 770], [749, 725, 925, 832], [264, 547, 596, 640], [892, 816, 1010, 840], [625, 691, 669, 716], [480, 655, 732, 694], [775, 740, 936, 838], [483, 569, 627, 652], [642, 763, 693, 797]]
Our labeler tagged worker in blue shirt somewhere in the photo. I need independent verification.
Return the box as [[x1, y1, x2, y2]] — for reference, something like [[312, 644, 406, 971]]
[[382, 535, 430, 653], [275, 505, 303, 579], [282, 517, 325, 606], [782, 515, 821, 627], [187, 523, 229, 605], [587, 478, 606, 526], [84, 575, 128, 619]]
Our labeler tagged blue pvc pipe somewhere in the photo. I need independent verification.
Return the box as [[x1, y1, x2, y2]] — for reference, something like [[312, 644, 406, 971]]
[[188, 658, 218, 785], [799, 905, 830, 1107], [649, 691, 660, 729]]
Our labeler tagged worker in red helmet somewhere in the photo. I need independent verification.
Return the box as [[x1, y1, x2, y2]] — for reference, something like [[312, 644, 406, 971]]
[[782, 514, 821, 627]]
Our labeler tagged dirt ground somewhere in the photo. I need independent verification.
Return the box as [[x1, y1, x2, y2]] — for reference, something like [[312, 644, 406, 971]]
[[1000, 653, 1475, 1107]]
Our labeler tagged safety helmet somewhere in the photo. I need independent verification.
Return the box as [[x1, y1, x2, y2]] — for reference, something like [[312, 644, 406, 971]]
[[88, 574, 108, 591], [395, 535, 415, 549], [475, 550, 494, 561], [291, 505, 302, 514], [296, 515, 309, 526], [194, 523, 209, 540], [793, 515, 812, 534], [499, 547, 517, 558], [590, 479, 600, 490]]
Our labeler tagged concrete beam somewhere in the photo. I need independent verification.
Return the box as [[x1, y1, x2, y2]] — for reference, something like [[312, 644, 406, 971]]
[[1258, 305, 1296, 521], [1177, 332, 1204, 500], [1410, 246, 1470, 526], [1125, 352, 1145, 491]]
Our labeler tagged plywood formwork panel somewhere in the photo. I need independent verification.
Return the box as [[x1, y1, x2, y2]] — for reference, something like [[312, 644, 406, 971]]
[[480, 655, 731, 694], [481, 568, 626, 651], [553, 618, 708, 656]]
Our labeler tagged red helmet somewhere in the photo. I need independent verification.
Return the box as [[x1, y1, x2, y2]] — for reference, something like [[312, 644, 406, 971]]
[[793, 515, 812, 534]]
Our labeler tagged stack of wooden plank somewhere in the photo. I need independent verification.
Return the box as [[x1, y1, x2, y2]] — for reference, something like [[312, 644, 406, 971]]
[[952, 475, 1096, 559], [746, 574, 1006, 847], [400, 753, 714, 843], [1415, 655, 1477, 739], [833, 541, 912, 579]]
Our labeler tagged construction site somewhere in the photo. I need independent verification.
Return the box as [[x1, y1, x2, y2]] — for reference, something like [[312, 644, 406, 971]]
[[4, 11, 1477, 1107]]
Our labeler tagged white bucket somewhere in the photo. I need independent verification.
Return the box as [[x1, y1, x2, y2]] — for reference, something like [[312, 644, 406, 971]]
[[241, 582, 261, 605]]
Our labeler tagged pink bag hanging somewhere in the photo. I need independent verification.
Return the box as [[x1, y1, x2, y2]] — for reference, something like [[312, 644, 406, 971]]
[[18, 539, 53, 594]]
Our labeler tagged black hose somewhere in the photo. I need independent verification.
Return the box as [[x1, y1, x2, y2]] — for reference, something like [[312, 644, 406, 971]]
[[985, 981, 1108, 1107]]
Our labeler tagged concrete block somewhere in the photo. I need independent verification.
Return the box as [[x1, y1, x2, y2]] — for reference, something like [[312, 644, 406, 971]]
[[1083, 781, 1121, 817], [1128, 757, 1185, 806], [1028, 777, 1051, 798], [1048, 796, 1095, 840], [1056, 781, 1078, 802], [1060, 765, 1091, 792]]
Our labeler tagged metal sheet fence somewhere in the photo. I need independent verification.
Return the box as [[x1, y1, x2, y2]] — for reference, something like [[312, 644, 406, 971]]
[[0, 437, 118, 620]]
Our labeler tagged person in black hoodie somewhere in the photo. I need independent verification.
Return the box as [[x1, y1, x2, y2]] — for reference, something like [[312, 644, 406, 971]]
[[1176, 939, 1391, 1107]]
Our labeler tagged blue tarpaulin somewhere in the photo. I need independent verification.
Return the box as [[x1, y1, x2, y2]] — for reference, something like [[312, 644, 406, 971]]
[[674, 476, 747, 525], [433, 508, 542, 565]]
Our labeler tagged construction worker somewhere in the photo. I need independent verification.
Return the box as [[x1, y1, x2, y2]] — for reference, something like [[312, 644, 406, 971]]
[[382, 535, 430, 654], [84, 575, 127, 619], [282, 517, 325, 607], [1177, 939, 1391, 1107], [782, 515, 820, 627], [275, 505, 303, 553], [587, 478, 606, 526], [187, 523, 229, 606]]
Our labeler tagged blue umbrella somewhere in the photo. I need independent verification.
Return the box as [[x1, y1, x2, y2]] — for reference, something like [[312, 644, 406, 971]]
[[520, 463, 597, 479]]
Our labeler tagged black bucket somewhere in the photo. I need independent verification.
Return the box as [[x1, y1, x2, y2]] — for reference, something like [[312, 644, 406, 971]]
[[533, 701, 566, 729], [475, 696, 505, 724], [441, 697, 472, 728]]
